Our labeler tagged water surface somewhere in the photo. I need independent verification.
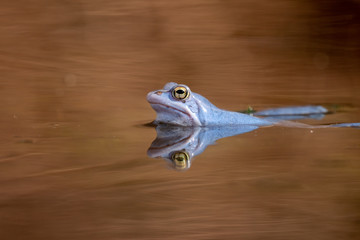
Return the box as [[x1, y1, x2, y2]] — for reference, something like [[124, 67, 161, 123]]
[[1, 1, 360, 239]]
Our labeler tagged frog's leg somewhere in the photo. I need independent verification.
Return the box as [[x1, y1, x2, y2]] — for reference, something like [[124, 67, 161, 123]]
[[254, 105, 327, 121], [254, 105, 328, 116], [251, 106, 360, 128], [325, 123, 360, 128]]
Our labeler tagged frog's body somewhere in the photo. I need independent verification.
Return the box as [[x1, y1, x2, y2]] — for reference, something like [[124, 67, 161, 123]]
[[147, 82, 360, 128], [147, 82, 271, 126]]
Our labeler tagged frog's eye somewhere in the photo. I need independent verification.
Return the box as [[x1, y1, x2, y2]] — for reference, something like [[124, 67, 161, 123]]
[[171, 151, 190, 170], [172, 86, 190, 100]]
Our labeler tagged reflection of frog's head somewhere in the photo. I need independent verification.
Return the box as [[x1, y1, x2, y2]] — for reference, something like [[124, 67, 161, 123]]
[[147, 124, 259, 171], [147, 82, 211, 126], [147, 126, 198, 171]]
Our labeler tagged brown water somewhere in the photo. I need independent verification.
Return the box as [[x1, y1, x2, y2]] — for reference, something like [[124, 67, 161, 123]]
[[1, 1, 360, 239]]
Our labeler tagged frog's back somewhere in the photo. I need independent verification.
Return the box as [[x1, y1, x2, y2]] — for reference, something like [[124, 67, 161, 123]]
[[192, 92, 271, 126]]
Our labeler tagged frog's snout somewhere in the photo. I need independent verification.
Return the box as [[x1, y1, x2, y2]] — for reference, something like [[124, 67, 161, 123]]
[[147, 91, 159, 103], [146, 92, 152, 102], [147, 90, 164, 103]]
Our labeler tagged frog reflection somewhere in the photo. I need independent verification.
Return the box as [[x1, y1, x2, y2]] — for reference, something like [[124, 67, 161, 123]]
[[146, 109, 331, 170], [147, 108, 330, 171], [147, 125, 260, 171], [146, 112, 327, 170], [147, 107, 342, 170]]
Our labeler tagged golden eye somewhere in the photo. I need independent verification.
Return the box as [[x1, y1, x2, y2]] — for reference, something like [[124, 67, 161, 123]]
[[171, 151, 190, 170], [172, 86, 189, 100]]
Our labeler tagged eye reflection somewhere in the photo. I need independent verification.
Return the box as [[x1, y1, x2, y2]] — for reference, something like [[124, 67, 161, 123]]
[[171, 151, 190, 170], [172, 86, 189, 100]]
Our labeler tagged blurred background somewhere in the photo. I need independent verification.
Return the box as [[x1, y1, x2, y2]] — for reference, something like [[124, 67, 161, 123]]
[[0, 1, 360, 239]]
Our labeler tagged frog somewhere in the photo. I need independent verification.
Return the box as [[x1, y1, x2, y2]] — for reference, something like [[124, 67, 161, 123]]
[[147, 82, 359, 128], [147, 82, 271, 126]]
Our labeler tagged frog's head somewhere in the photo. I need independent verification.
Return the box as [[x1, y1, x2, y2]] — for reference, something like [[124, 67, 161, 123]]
[[147, 82, 202, 126]]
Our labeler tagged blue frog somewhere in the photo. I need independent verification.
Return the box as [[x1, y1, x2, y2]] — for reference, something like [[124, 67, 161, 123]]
[[147, 82, 359, 128]]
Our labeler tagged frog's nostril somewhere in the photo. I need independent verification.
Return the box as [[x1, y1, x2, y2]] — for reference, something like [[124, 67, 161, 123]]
[[155, 91, 162, 95]]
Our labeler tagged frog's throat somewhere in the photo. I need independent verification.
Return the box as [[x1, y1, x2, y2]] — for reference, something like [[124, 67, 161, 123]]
[[149, 102, 188, 117], [149, 102, 201, 126]]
